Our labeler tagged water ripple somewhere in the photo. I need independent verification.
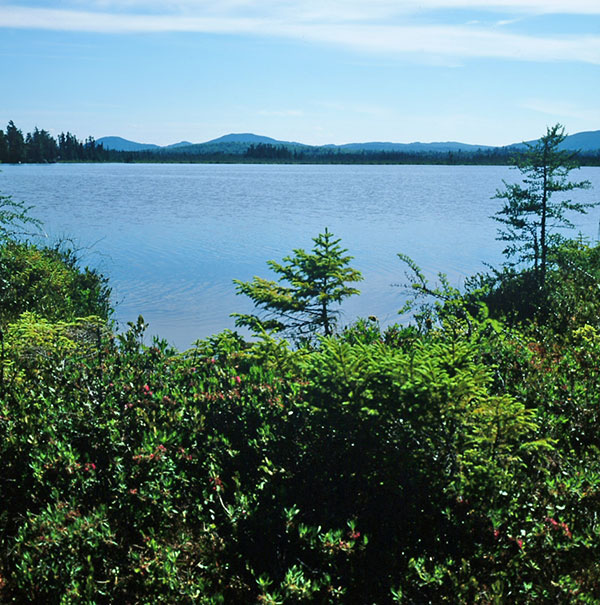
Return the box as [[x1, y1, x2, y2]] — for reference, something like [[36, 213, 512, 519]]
[[2, 163, 599, 349]]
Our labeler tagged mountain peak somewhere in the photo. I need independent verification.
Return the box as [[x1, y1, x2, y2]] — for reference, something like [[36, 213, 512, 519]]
[[96, 136, 160, 151], [96, 129, 600, 154], [203, 133, 284, 145]]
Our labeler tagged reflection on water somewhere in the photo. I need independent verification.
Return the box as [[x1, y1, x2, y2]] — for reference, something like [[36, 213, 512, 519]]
[[2, 163, 599, 349]]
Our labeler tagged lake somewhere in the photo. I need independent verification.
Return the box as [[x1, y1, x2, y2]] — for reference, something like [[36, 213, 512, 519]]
[[1, 163, 599, 349]]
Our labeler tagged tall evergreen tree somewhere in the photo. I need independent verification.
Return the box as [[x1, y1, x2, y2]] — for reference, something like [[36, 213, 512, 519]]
[[6, 121, 25, 163], [493, 124, 597, 286], [0, 130, 7, 163], [26, 127, 59, 163], [58, 131, 83, 161]]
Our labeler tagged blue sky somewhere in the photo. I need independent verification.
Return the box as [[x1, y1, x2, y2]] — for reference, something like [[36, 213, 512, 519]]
[[1, 0, 599, 146]]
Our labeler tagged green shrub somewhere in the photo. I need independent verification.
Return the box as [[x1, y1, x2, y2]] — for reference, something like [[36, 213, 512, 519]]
[[0, 240, 111, 326], [2, 233, 600, 602]]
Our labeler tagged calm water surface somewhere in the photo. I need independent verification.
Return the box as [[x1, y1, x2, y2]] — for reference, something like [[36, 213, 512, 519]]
[[2, 163, 599, 349]]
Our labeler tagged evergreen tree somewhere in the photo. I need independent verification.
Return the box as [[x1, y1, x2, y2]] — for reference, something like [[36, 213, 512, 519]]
[[0, 130, 7, 163], [58, 131, 83, 161], [26, 127, 59, 163], [6, 120, 25, 163], [493, 123, 596, 286], [233, 228, 362, 339]]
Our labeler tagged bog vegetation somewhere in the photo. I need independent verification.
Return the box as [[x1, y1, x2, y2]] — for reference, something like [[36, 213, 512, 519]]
[[1, 125, 600, 603]]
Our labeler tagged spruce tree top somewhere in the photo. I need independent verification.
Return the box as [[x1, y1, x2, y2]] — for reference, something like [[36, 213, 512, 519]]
[[233, 228, 362, 340]]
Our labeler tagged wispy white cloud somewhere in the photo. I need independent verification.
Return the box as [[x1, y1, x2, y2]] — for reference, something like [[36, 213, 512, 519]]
[[258, 109, 304, 117], [1, 2, 599, 64], [520, 99, 600, 122], [289, 23, 600, 64], [407, 0, 600, 14], [495, 18, 522, 26], [315, 101, 392, 118], [56, 0, 600, 18], [0, 5, 264, 33]]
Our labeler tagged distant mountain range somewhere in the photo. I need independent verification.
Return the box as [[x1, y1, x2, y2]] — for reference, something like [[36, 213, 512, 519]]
[[97, 129, 600, 155]]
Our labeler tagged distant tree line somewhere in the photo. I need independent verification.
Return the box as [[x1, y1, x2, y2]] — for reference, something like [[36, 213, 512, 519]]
[[243, 143, 600, 166], [107, 146, 600, 166], [0, 120, 108, 163], [245, 143, 294, 160], [2, 119, 600, 166], [242, 142, 517, 165]]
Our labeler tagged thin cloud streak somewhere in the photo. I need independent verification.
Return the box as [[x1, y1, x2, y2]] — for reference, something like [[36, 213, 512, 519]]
[[520, 99, 600, 122], [258, 110, 304, 117], [2, 4, 600, 64], [282, 23, 600, 64], [0, 6, 263, 34], [399, 0, 600, 13], [50, 0, 600, 18]]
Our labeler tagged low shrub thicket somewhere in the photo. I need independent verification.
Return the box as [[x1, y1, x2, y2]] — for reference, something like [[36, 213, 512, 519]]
[[0, 240, 111, 325], [1, 235, 600, 603]]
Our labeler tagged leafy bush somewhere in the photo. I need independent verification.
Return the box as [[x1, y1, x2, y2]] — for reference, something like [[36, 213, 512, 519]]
[[1, 218, 600, 601], [465, 239, 600, 336], [0, 240, 111, 325]]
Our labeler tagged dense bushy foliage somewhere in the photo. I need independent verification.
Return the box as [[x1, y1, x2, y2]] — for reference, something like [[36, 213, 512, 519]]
[[1, 207, 600, 601], [0, 240, 111, 326]]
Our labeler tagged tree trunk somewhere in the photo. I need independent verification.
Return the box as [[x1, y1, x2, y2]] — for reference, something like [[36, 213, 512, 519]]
[[540, 148, 549, 287]]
